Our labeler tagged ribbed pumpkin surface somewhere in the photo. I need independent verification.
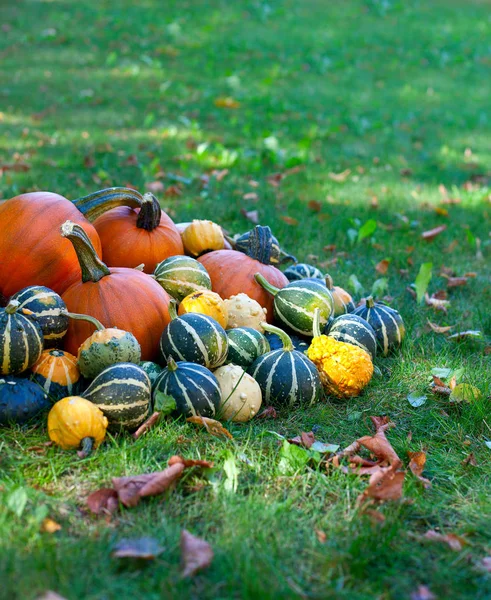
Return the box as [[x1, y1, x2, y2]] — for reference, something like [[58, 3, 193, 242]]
[[154, 255, 211, 301], [353, 299, 405, 356], [326, 314, 377, 359], [31, 349, 80, 400], [226, 327, 270, 368]]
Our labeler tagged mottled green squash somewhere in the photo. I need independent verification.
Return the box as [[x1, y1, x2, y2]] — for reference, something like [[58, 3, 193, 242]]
[[0, 300, 44, 375]]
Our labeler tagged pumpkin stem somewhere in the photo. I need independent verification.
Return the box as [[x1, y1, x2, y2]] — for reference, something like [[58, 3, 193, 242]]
[[261, 323, 294, 352], [168, 299, 179, 320], [78, 437, 95, 458], [325, 274, 334, 290], [136, 193, 162, 231], [4, 299, 20, 314], [365, 296, 376, 309], [254, 273, 279, 296], [61, 221, 111, 283], [167, 356, 178, 371], [72, 187, 145, 222], [64, 311, 105, 331], [312, 308, 322, 338]]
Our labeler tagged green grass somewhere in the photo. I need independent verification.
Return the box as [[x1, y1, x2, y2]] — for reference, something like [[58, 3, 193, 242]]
[[1, 0, 491, 598]]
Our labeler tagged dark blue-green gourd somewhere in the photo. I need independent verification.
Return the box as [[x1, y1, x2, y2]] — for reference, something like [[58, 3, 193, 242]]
[[225, 327, 270, 368], [140, 361, 163, 390], [264, 331, 310, 353], [154, 255, 212, 302], [0, 300, 44, 375], [83, 363, 151, 430], [10, 285, 69, 348], [325, 314, 377, 359], [248, 324, 321, 407], [153, 358, 221, 418], [353, 297, 405, 356], [159, 301, 228, 369], [0, 377, 50, 425], [284, 263, 324, 281]]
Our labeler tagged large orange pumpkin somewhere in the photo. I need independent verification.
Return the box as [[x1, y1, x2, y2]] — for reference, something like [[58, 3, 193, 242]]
[[0, 192, 102, 298], [88, 192, 184, 274], [198, 250, 289, 322], [60, 221, 171, 361]]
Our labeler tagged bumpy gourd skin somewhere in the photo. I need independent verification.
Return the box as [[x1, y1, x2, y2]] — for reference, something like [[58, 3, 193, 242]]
[[307, 335, 373, 398], [178, 291, 228, 328], [77, 328, 141, 379]]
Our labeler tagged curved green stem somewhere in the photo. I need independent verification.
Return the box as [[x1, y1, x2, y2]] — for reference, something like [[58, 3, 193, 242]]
[[64, 311, 105, 331], [78, 437, 95, 458], [61, 220, 110, 283], [365, 296, 376, 309], [254, 273, 280, 296], [168, 299, 178, 320], [167, 356, 178, 371], [72, 187, 145, 222], [5, 300, 20, 314], [261, 323, 294, 352], [312, 308, 322, 338], [136, 193, 162, 231]]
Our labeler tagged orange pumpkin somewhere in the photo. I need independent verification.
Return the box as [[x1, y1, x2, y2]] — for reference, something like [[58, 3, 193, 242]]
[[0, 192, 102, 298], [60, 221, 171, 361], [198, 250, 289, 322]]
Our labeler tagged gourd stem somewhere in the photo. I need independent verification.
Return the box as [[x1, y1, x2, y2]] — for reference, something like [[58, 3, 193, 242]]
[[135, 193, 162, 231], [312, 308, 322, 338], [365, 296, 376, 309], [254, 273, 279, 296], [61, 220, 111, 283], [168, 299, 178, 320], [72, 187, 145, 223], [79, 437, 94, 458], [167, 356, 178, 371], [64, 311, 105, 331], [325, 274, 334, 290], [278, 249, 297, 265], [5, 300, 20, 314], [261, 323, 294, 352]]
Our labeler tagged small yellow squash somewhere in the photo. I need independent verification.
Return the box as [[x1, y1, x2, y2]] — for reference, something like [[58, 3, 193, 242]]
[[214, 364, 262, 422], [224, 293, 268, 332], [178, 290, 228, 328], [181, 220, 225, 256]]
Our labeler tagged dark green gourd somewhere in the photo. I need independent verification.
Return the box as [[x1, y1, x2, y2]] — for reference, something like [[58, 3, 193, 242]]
[[353, 297, 405, 356], [325, 314, 377, 359], [0, 300, 44, 375], [0, 377, 50, 425], [284, 263, 324, 281], [225, 327, 270, 368]]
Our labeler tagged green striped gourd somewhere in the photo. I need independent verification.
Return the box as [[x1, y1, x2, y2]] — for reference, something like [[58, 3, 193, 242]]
[[254, 273, 334, 336], [83, 362, 151, 430], [0, 377, 50, 425], [153, 358, 221, 418], [248, 324, 321, 407], [31, 349, 81, 400], [284, 263, 324, 281], [11, 285, 69, 348], [353, 296, 405, 356], [325, 314, 377, 359], [140, 361, 163, 389], [325, 275, 356, 316], [225, 327, 270, 368], [0, 300, 44, 375], [154, 255, 212, 302], [159, 300, 228, 369]]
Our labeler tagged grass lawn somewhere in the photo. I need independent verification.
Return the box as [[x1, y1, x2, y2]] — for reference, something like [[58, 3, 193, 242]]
[[1, 0, 491, 598]]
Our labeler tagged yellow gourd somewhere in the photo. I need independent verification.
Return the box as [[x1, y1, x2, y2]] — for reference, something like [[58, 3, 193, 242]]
[[48, 396, 108, 456], [224, 293, 268, 332], [181, 220, 225, 257], [178, 290, 228, 328], [307, 309, 373, 398]]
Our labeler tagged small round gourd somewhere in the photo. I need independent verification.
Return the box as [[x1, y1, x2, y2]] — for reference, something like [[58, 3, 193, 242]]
[[0, 377, 50, 425], [226, 327, 270, 368], [178, 290, 228, 329], [154, 255, 212, 301], [284, 263, 324, 281], [325, 275, 355, 316], [0, 300, 44, 375], [307, 309, 373, 398], [254, 274, 334, 336], [48, 396, 108, 456], [31, 349, 81, 400], [215, 364, 262, 422], [65, 312, 141, 378], [140, 361, 163, 390], [353, 296, 405, 356], [325, 314, 377, 359], [153, 358, 221, 418], [11, 285, 69, 348], [248, 324, 321, 407], [224, 293, 268, 332], [182, 220, 224, 256], [82, 363, 151, 430], [159, 301, 228, 369]]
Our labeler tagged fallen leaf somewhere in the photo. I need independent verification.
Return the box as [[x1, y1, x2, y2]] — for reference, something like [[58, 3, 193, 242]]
[[434, 207, 448, 217], [407, 393, 427, 408], [35, 593, 68, 600], [256, 406, 277, 419], [280, 216, 299, 226], [0, 163, 30, 172], [425, 293, 450, 313], [113, 462, 185, 507], [443, 240, 459, 253], [288, 431, 315, 449], [211, 169, 229, 181], [358, 464, 405, 503], [462, 453, 477, 467], [83, 155, 95, 168], [448, 330, 482, 341], [112, 537, 164, 560], [146, 181, 164, 194], [40, 518, 62, 533], [243, 192, 258, 202], [165, 184, 182, 197], [87, 488, 119, 515], [308, 200, 322, 212], [124, 154, 139, 166], [423, 530, 467, 551], [411, 585, 436, 600], [427, 320, 454, 334], [186, 416, 233, 439], [181, 530, 213, 578], [168, 455, 214, 469], [364, 508, 386, 524], [315, 529, 327, 543], [132, 412, 161, 440], [214, 97, 240, 109], [479, 557, 491, 573], [27, 441, 54, 453], [328, 169, 351, 183], [375, 259, 390, 275], [357, 417, 400, 467], [407, 451, 431, 488], [421, 225, 447, 241], [240, 208, 259, 224]]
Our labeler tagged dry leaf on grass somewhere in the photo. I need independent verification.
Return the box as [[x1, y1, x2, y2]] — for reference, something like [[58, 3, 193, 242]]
[[423, 530, 467, 551], [308, 200, 322, 212], [256, 406, 278, 419], [280, 215, 299, 226], [86, 488, 119, 515], [357, 417, 400, 467], [40, 518, 62, 534], [214, 97, 240, 109], [358, 464, 405, 503], [211, 169, 229, 181], [411, 585, 436, 600], [427, 320, 454, 334], [168, 455, 214, 468], [315, 529, 327, 543], [444, 276, 468, 288], [146, 181, 164, 194], [240, 208, 259, 224], [421, 225, 447, 241], [132, 411, 161, 439], [186, 416, 233, 439], [375, 259, 390, 275], [462, 453, 477, 467], [287, 431, 316, 449], [243, 192, 259, 202], [425, 293, 450, 313], [328, 169, 351, 182], [181, 530, 214, 578], [407, 451, 431, 488], [35, 593, 68, 600]]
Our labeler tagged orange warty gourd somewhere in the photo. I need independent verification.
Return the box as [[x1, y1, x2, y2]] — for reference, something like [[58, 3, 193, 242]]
[[0, 192, 102, 298], [198, 250, 288, 322], [60, 221, 171, 361]]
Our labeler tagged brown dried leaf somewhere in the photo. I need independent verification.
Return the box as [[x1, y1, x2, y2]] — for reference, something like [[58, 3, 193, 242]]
[[421, 225, 447, 241], [375, 259, 390, 275], [87, 488, 119, 515], [243, 192, 259, 202], [280, 215, 299, 226], [40, 518, 62, 534], [357, 419, 400, 467], [181, 530, 214, 578], [240, 208, 259, 224], [124, 154, 139, 166], [288, 431, 315, 449], [424, 293, 450, 313], [112, 475, 154, 508], [256, 406, 278, 419], [186, 416, 233, 439], [165, 184, 182, 197], [146, 181, 164, 194], [462, 453, 477, 467], [427, 320, 454, 334], [359, 465, 405, 503], [132, 411, 161, 439], [411, 585, 436, 600], [83, 154, 95, 168], [423, 530, 467, 551], [214, 96, 240, 109], [27, 441, 54, 453], [446, 277, 468, 288], [266, 172, 283, 187], [407, 451, 431, 488], [211, 169, 229, 181], [315, 529, 327, 543], [364, 508, 386, 524], [138, 462, 186, 499], [443, 240, 459, 253], [328, 169, 351, 183], [308, 200, 322, 212]]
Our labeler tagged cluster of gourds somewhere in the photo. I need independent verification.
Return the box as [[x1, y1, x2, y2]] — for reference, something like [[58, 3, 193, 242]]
[[0, 186, 406, 456]]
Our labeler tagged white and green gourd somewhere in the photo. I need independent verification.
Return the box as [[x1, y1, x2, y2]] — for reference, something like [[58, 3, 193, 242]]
[[153, 255, 212, 302]]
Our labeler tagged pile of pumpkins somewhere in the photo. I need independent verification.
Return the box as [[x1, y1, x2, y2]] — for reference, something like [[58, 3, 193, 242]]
[[0, 186, 406, 456]]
